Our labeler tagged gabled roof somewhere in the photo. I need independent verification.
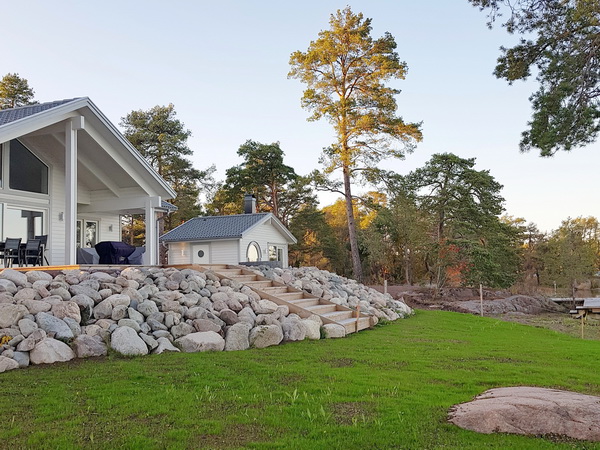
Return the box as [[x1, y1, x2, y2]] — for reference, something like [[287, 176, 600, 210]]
[[160, 200, 178, 212], [0, 99, 81, 126], [160, 213, 297, 243], [0, 97, 176, 199]]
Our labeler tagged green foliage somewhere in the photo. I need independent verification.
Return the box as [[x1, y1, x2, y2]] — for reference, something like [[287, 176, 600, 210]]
[[120, 104, 215, 233], [207, 140, 315, 226], [0, 73, 37, 109], [1, 312, 599, 448], [361, 194, 430, 284], [288, 203, 344, 271], [539, 216, 598, 288], [470, 0, 600, 155], [289, 7, 422, 281]]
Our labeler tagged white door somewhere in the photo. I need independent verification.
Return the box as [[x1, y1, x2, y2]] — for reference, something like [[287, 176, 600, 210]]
[[192, 244, 210, 264]]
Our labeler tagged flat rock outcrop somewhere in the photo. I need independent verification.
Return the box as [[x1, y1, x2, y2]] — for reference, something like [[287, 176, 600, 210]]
[[452, 295, 566, 315], [449, 386, 600, 441]]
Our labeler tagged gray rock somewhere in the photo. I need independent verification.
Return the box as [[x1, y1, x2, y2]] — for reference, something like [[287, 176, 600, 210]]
[[0, 355, 19, 372], [219, 309, 239, 326], [16, 329, 47, 352], [302, 319, 321, 340], [152, 330, 172, 340], [51, 301, 81, 323], [36, 312, 74, 341], [12, 351, 30, 368], [282, 317, 306, 342], [170, 322, 195, 339], [18, 318, 38, 337], [110, 326, 148, 356], [111, 304, 128, 321], [192, 319, 222, 333], [224, 322, 251, 351], [21, 299, 52, 315], [147, 318, 168, 331], [90, 272, 116, 283], [117, 319, 141, 332], [252, 299, 278, 314], [49, 287, 71, 301], [175, 331, 225, 353], [322, 323, 346, 339], [30, 338, 76, 364], [153, 337, 180, 354], [63, 317, 82, 337], [0, 269, 27, 287], [71, 335, 108, 358], [127, 307, 145, 324], [0, 279, 18, 294], [26, 271, 52, 283], [249, 324, 283, 349], [164, 311, 181, 328], [137, 300, 159, 317], [238, 307, 256, 326], [139, 333, 158, 350], [69, 284, 102, 302], [14, 288, 38, 301], [120, 267, 147, 282], [0, 303, 29, 328]]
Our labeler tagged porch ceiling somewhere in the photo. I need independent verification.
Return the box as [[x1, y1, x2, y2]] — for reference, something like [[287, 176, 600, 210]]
[[21, 124, 152, 193]]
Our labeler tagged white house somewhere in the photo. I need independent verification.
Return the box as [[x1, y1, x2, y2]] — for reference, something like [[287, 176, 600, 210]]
[[0, 98, 176, 265], [161, 209, 297, 267]]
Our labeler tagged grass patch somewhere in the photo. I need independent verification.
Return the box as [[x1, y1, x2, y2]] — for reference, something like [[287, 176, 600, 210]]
[[1, 310, 599, 448]]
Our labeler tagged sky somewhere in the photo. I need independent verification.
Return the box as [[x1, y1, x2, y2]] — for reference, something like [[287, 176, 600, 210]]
[[4, 0, 599, 232]]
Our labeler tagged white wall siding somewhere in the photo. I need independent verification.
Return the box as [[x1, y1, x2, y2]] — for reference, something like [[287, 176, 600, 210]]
[[50, 160, 66, 265], [168, 242, 191, 265], [211, 240, 239, 265], [240, 222, 290, 267]]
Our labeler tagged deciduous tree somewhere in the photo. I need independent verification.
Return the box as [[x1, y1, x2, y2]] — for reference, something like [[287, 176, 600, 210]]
[[289, 7, 422, 281], [470, 0, 600, 155]]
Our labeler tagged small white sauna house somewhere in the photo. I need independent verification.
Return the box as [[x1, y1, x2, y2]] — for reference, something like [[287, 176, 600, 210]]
[[161, 195, 297, 267]]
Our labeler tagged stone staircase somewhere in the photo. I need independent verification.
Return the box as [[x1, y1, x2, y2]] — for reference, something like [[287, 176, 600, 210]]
[[190, 264, 373, 334]]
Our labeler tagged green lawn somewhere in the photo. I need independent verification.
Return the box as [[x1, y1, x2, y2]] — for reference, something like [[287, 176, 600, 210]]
[[1, 310, 599, 449]]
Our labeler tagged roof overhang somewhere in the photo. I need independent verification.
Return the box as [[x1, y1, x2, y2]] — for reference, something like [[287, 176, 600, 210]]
[[0, 97, 176, 200]]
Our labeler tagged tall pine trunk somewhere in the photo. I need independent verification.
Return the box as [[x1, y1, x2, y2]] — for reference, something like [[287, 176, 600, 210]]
[[343, 166, 363, 282]]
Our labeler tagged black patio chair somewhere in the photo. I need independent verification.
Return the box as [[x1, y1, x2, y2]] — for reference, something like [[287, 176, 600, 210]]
[[23, 239, 42, 266], [34, 234, 49, 265], [3, 238, 22, 267]]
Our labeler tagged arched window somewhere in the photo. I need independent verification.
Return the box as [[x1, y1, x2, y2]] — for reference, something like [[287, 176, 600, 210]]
[[9, 139, 48, 194], [246, 241, 261, 262]]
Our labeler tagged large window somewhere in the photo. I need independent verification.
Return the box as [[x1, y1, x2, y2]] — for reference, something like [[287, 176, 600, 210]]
[[4, 207, 44, 241], [9, 139, 48, 194]]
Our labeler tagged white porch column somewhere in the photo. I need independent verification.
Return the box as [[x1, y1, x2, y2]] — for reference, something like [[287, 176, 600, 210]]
[[145, 196, 161, 265], [64, 116, 84, 265]]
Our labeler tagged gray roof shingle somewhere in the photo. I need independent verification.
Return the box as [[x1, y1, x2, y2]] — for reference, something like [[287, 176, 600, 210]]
[[160, 213, 271, 242], [0, 98, 82, 126]]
